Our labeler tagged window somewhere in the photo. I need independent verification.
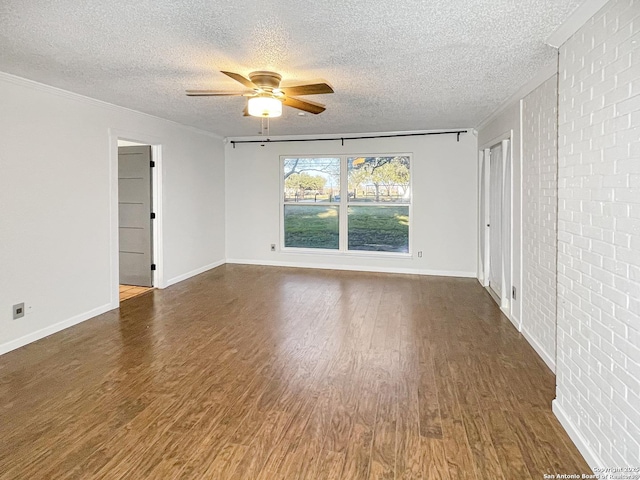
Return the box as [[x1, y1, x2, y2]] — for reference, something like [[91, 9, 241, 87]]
[[282, 155, 411, 253], [283, 158, 341, 250]]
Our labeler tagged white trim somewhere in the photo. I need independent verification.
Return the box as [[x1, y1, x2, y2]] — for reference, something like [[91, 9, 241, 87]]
[[164, 260, 226, 287], [508, 312, 520, 330], [546, 0, 610, 48], [476, 63, 558, 131], [552, 400, 604, 470], [482, 148, 491, 287], [279, 247, 412, 259], [151, 145, 165, 288], [500, 138, 510, 311], [480, 131, 513, 151], [517, 99, 524, 333], [500, 305, 516, 327], [477, 149, 484, 281], [483, 134, 514, 317], [487, 285, 501, 305], [109, 130, 166, 308], [280, 154, 413, 256], [521, 326, 556, 372], [0, 71, 222, 139], [0, 303, 113, 356], [226, 258, 476, 278]]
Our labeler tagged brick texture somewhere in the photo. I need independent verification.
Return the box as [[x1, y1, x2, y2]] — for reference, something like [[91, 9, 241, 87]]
[[557, 0, 640, 466], [523, 75, 559, 369]]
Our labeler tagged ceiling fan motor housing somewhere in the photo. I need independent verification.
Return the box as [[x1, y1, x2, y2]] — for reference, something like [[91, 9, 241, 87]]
[[248, 71, 282, 91]]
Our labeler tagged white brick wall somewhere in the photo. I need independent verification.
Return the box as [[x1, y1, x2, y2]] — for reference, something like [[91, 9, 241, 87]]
[[556, 0, 640, 466], [522, 75, 559, 370]]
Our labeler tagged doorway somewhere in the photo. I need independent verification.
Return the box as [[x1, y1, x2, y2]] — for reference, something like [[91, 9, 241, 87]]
[[117, 140, 156, 303], [480, 137, 512, 312]]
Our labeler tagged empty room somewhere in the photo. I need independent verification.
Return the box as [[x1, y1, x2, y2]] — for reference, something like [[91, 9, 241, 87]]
[[1, 0, 638, 478]]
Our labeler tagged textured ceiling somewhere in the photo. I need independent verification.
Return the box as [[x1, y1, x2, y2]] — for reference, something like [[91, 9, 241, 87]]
[[0, 0, 583, 137]]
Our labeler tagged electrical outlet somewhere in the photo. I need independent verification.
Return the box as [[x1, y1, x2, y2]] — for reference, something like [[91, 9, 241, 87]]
[[270, 244, 276, 252], [13, 303, 25, 319], [417, 251, 423, 258]]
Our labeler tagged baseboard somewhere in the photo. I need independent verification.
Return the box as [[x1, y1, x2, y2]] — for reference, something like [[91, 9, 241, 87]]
[[501, 306, 521, 331], [0, 303, 113, 356], [552, 399, 603, 470], [508, 312, 521, 331], [521, 326, 556, 373], [164, 259, 225, 287], [225, 258, 476, 278]]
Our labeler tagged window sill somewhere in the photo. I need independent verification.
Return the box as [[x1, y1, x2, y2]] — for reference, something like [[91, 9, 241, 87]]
[[280, 248, 413, 259]]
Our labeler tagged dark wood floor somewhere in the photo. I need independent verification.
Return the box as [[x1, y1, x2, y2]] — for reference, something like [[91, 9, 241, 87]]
[[0, 265, 591, 479]]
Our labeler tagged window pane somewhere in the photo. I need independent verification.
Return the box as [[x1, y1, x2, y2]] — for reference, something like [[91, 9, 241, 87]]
[[284, 157, 340, 203], [348, 206, 409, 252], [347, 156, 410, 203], [284, 205, 339, 249]]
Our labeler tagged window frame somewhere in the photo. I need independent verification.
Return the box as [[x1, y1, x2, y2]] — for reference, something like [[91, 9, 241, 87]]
[[280, 153, 413, 257]]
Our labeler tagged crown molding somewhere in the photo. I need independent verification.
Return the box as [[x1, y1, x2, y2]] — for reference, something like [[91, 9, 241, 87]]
[[546, 0, 610, 48], [476, 61, 558, 132], [0, 71, 223, 140]]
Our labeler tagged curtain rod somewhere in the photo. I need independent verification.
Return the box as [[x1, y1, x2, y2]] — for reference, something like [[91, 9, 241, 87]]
[[230, 130, 467, 147]]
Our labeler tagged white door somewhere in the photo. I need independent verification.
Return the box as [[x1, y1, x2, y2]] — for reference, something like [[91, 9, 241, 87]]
[[489, 143, 503, 299], [480, 148, 491, 286], [118, 146, 153, 287], [501, 139, 511, 305]]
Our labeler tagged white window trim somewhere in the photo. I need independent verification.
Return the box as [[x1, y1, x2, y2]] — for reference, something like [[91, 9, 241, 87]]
[[280, 153, 413, 256]]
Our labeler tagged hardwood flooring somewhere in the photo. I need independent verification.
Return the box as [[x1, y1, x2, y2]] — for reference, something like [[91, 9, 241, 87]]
[[0, 265, 592, 479], [119, 285, 153, 302]]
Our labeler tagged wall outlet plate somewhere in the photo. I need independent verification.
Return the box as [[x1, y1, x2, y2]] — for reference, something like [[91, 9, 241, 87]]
[[13, 303, 25, 319], [270, 244, 276, 251]]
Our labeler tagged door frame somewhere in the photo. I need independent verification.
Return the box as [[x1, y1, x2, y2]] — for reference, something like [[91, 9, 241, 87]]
[[479, 131, 514, 317], [109, 129, 164, 308]]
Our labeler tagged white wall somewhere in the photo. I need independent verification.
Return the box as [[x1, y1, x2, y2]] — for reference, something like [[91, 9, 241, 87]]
[[478, 101, 522, 325], [225, 132, 478, 276], [0, 72, 226, 354], [554, 0, 640, 467], [522, 75, 559, 372]]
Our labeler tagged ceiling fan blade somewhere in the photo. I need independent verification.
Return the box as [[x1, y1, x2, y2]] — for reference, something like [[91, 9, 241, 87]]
[[282, 96, 326, 114], [279, 82, 334, 96], [221, 71, 257, 89]]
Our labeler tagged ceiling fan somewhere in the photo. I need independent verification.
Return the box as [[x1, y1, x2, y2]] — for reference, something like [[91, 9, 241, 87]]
[[186, 71, 334, 118]]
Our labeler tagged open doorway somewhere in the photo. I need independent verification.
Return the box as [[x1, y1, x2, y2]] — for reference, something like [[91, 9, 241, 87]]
[[117, 140, 155, 303], [479, 136, 513, 315]]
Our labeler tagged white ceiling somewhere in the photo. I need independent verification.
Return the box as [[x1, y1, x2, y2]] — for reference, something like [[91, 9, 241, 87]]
[[0, 0, 583, 137]]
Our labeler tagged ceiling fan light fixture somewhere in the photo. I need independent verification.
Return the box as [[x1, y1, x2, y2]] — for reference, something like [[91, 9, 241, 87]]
[[247, 95, 282, 118]]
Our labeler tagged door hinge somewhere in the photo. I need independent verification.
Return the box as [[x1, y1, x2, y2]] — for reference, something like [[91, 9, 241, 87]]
[[150, 160, 155, 168], [151, 264, 156, 271], [150, 212, 156, 219], [512, 286, 516, 300]]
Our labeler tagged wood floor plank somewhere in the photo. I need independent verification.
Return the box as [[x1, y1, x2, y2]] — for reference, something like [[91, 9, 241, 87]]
[[368, 383, 396, 480], [230, 409, 293, 479], [0, 265, 593, 480], [422, 437, 451, 480], [432, 353, 478, 480], [395, 343, 423, 480], [483, 409, 533, 480], [340, 372, 378, 479]]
